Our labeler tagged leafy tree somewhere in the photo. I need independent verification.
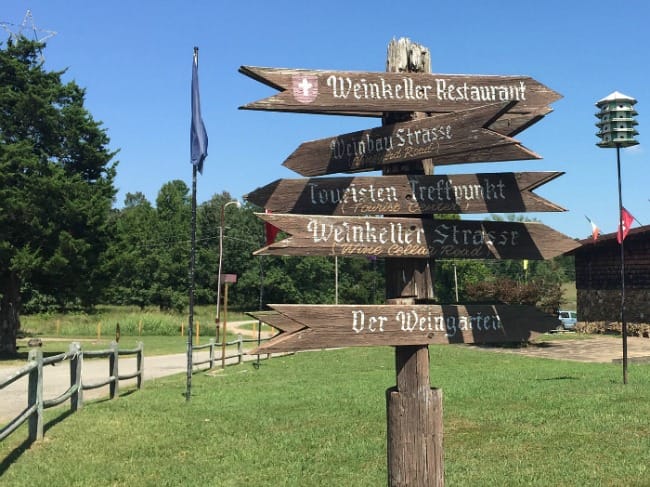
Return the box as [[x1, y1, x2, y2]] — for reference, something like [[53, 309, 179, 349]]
[[338, 257, 384, 304], [102, 192, 157, 308], [150, 180, 191, 312], [0, 38, 116, 353], [435, 260, 492, 303], [195, 195, 263, 310], [464, 277, 562, 314]]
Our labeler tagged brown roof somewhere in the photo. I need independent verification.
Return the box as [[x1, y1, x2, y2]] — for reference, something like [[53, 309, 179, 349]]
[[569, 224, 650, 253]]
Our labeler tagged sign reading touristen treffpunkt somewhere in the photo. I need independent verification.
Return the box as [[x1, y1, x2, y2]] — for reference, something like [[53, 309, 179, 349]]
[[249, 304, 560, 353], [245, 172, 566, 216], [239, 66, 562, 115]]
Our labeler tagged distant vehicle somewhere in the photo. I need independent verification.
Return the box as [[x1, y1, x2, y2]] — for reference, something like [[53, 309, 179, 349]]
[[558, 310, 577, 330]]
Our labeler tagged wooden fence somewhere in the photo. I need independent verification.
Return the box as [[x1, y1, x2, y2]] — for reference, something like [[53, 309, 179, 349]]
[[1, 333, 276, 446], [0, 341, 143, 444], [192, 334, 272, 370]]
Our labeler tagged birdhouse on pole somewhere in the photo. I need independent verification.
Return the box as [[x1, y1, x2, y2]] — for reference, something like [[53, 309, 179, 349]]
[[596, 91, 639, 148]]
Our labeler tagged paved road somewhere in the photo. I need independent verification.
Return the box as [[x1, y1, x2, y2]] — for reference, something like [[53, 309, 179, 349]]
[[0, 349, 267, 424], [3, 334, 650, 425], [1, 323, 271, 424]]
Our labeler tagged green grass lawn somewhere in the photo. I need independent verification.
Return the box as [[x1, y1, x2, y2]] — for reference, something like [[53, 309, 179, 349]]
[[1, 305, 258, 366], [18, 305, 252, 338], [2, 344, 650, 486]]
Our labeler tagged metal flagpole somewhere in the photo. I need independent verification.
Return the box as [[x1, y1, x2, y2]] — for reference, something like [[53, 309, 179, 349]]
[[616, 144, 628, 385], [186, 164, 197, 400], [187, 45, 207, 400]]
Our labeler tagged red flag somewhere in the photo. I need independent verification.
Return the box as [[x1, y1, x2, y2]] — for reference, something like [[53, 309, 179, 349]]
[[264, 209, 279, 245], [617, 207, 634, 244]]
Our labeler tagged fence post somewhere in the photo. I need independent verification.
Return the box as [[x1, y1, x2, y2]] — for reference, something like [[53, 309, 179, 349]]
[[27, 347, 44, 442], [237, 334, 243, 365], [136, 342, 144, 390], [70, 342, 83, 411], [209, 338, 215, 369], [109, 341, 119, 399]]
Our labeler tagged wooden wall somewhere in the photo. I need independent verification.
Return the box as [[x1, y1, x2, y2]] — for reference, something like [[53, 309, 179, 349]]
[[574, 226, 650, 322]]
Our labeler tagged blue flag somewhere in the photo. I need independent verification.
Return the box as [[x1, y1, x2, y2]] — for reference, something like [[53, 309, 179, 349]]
[[190, 49, 208, 173]]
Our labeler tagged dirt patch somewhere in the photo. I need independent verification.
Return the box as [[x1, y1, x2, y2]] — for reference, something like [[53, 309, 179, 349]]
[[477, 334, 650, 363]]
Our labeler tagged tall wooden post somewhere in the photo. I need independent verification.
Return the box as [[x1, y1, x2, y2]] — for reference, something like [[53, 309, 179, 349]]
[[221, 282, 229, 369], [384, 38, 444, 486]]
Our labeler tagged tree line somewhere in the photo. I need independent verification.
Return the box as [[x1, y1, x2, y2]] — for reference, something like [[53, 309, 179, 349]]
[[23, 180, 574, 315], [0, 38, 573, 354]]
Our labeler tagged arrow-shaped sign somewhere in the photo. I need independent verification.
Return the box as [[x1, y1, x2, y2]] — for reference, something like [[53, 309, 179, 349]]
[[254, 214, 580, 260], [245, 172, 566, 216], [488, 105, 553, 136], [281, 103, 538, 177], [248, 304, 560, 353], [239, 66, 561, 117]]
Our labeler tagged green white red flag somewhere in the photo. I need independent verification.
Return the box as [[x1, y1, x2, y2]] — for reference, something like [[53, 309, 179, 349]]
[[585, 215, 600, 241]]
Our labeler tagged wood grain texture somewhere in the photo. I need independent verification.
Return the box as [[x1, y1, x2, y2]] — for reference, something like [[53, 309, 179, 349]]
[[239, 66, 561, 115], [245, 172, 566, 215], [254, 213, 581, 260], [281, 103, 539, 176], [249, 303, 560, 353]]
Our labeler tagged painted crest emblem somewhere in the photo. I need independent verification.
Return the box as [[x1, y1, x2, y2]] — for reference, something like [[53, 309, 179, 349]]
[[292, 75, 318, 104]]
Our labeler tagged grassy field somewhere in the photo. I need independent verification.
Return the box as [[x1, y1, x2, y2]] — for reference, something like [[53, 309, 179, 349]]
[[2, 306, 260, 365], [2, 343, 650, 486], [19, 305, 252, 338]]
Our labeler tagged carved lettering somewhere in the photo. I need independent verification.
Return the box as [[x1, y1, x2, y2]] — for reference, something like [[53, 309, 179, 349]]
[[392, 309, 503, 337], [351, 309, 387, 333], [303, 176, 510, 213], [326, 75, 527, 103]]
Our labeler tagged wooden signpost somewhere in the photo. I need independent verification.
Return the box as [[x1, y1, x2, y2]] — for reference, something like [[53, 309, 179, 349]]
[[240, 38, 571, 486], [249, 304, 561, 353], [245, 171, 565, 215], [254, 213, 580, 260], [281, 103, 539, 176], [239, 65, 561, 117]]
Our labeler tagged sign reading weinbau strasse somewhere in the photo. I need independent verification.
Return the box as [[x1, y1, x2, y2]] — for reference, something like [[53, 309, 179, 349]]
[[239, 66, 561, 115], [249, 304, 560, 353], [281, 103, 539, 176], [254, 214, 580, 260]]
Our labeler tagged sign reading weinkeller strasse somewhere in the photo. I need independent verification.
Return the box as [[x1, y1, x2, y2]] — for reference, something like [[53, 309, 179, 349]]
[[254, 213, 580, 260]]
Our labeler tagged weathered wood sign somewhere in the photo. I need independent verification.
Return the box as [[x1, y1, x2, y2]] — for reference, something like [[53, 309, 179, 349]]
[[242, 40, 569, 486], [282, 103, 539, 176], [489, 105, 553, 136], [245, 172, 566, 216], [254, 213, 580, 260], [239, 66, 561, 118], [248, 304, 561, 353]]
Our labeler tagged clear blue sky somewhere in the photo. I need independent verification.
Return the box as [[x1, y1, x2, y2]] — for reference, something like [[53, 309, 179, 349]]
[[3, 0, 649, 239]]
